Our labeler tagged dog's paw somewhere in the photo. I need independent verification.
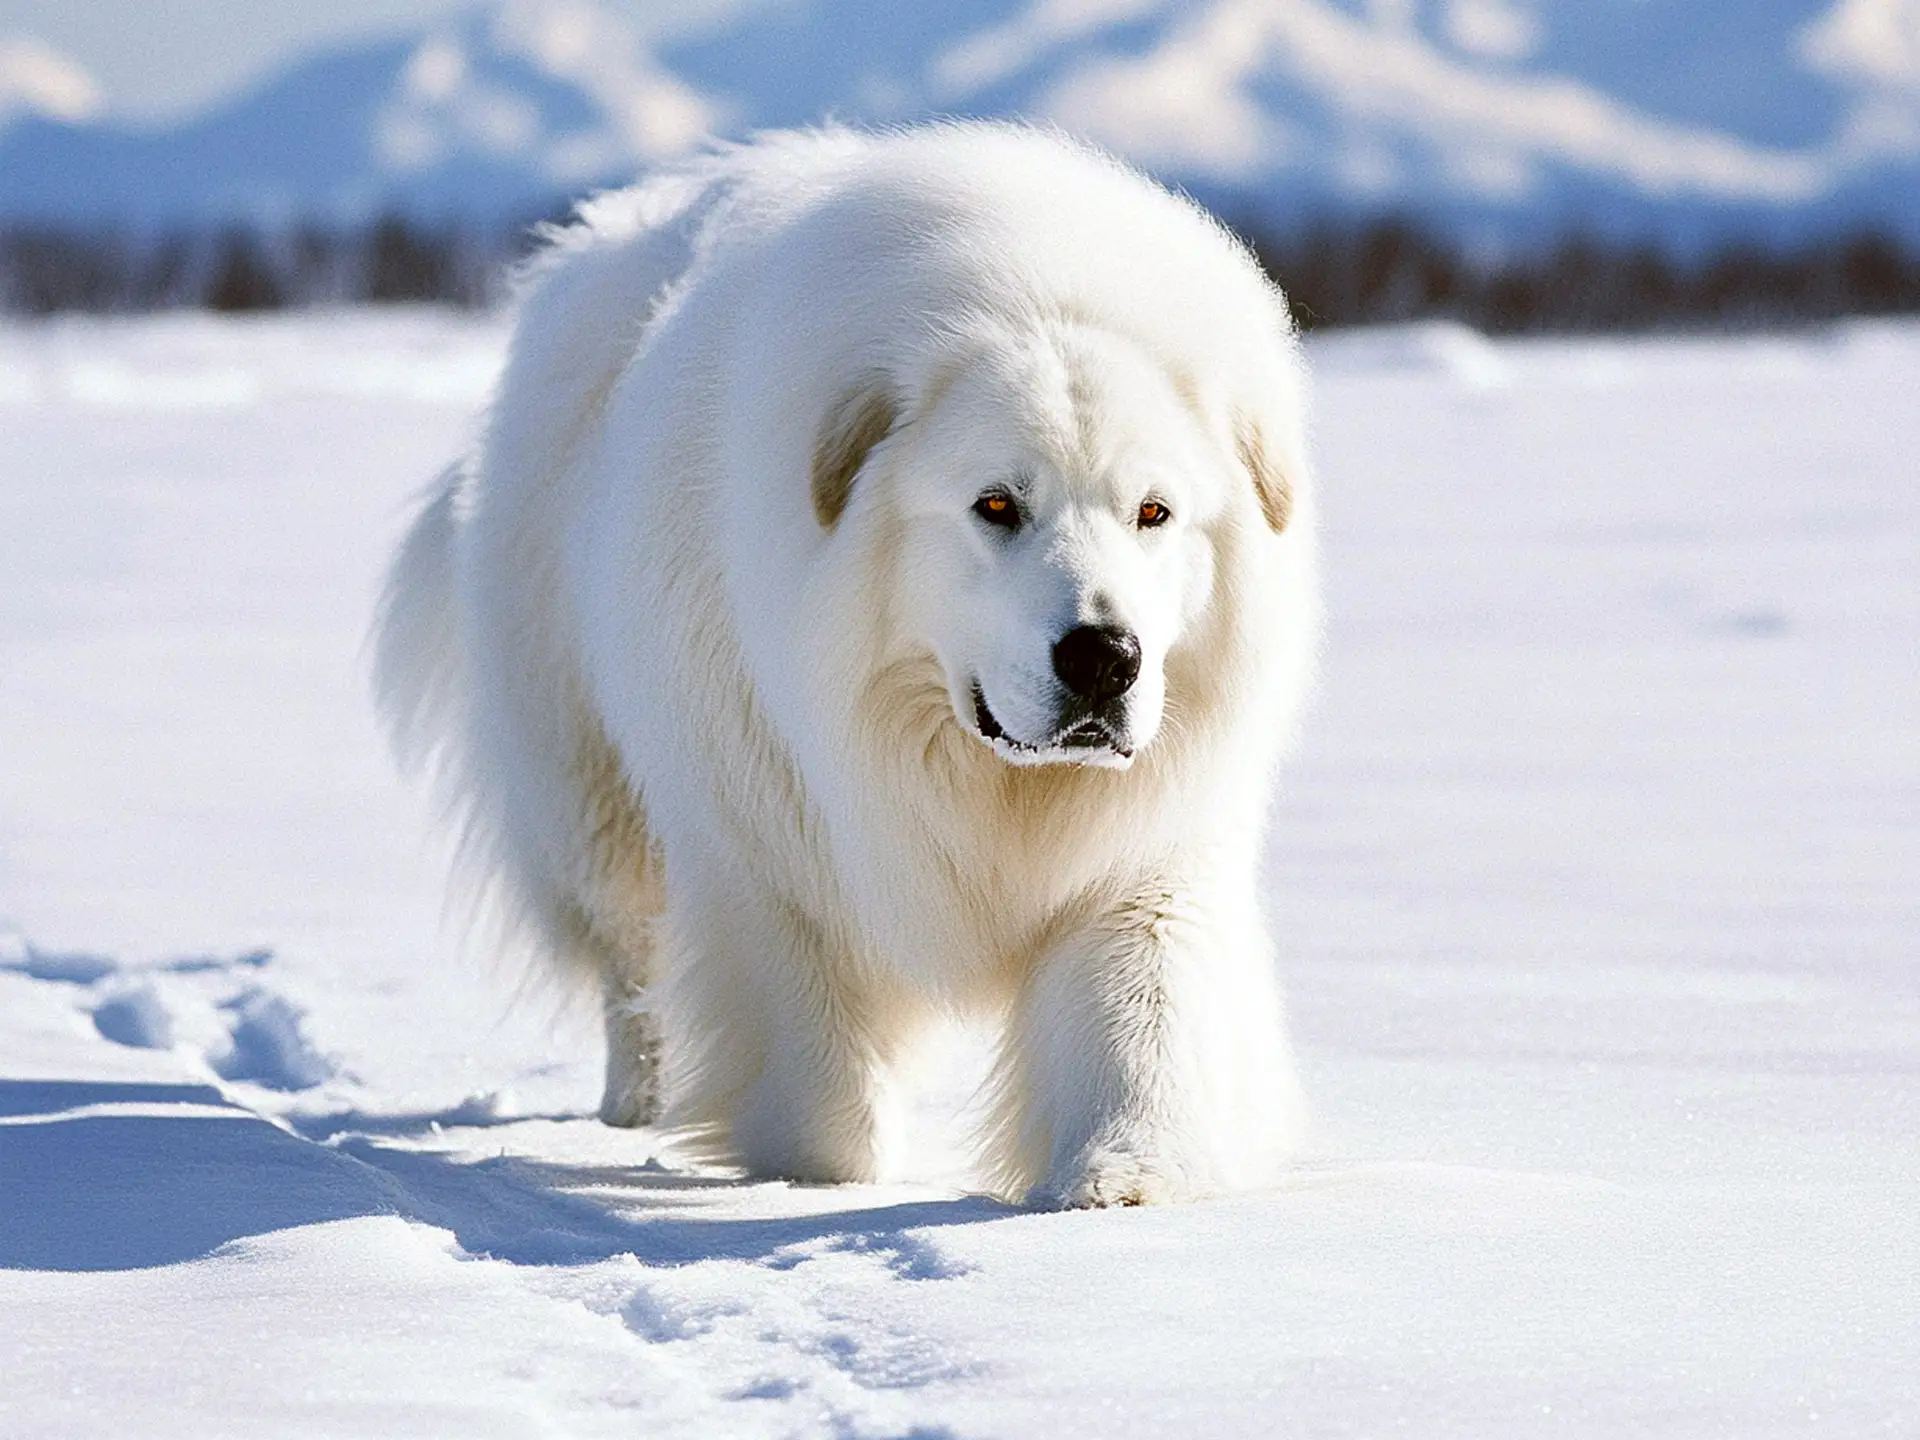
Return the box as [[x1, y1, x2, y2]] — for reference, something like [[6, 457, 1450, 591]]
[[1034, 1148, 1190, 1210], [599, 1002, 660, 1127], [598, 1082, 657, 1128], [597, 1051, 658, 1128]]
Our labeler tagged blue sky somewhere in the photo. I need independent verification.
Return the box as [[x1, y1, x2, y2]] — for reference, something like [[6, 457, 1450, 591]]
[[0, 0, 749, 121]]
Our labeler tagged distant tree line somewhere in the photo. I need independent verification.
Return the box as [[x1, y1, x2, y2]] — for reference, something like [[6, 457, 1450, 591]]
[[5, 211, 1920, 331], [0, 216, 518, 314], [1245, 218, 1920, 332]]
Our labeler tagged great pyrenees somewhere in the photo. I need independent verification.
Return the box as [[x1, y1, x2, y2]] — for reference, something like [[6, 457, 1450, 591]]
[[376, 123, 1318, 1207]]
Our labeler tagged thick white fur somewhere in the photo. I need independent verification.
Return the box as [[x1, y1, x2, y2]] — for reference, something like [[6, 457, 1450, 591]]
[[375, 123, 1319, 1207]]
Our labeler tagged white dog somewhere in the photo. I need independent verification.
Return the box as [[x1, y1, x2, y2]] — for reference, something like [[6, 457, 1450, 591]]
[[375, 123, 1319, 1207]]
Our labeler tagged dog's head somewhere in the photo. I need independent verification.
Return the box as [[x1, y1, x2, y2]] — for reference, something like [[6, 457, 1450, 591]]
[[814, 319, 1295, 770]]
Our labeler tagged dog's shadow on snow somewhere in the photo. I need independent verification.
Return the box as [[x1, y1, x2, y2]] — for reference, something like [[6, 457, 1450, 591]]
[[0, 1079, 1012, 1274]]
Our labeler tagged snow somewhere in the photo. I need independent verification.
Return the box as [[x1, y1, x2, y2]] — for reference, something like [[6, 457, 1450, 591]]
[[0, 37, 102, 127], [1039, 0, 1834, 197], [2, 308, 1916, 1436]]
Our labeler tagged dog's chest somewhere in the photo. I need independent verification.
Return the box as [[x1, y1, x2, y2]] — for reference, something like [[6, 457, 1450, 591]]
[[825, 783, 1131, 986]]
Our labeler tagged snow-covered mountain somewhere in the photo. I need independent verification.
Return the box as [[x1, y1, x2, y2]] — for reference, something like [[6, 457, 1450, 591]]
[[3, 0, 1917, 246]]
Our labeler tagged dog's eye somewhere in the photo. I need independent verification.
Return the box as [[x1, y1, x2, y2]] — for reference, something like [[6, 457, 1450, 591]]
[[973, 490, 1021, 531], [1136, 499, 1171, 529]]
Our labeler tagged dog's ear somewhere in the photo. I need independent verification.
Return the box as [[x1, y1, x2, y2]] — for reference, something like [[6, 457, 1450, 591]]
[[812, 378, 899, 529], [1235, 413, 1295, 535]]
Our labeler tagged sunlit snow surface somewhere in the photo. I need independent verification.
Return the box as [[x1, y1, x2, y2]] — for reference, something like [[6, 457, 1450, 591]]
[[2, 309, 1915, 1438]]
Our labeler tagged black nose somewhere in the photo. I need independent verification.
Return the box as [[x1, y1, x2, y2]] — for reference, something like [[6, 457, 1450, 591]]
[[1052, 624, 1141, 704]]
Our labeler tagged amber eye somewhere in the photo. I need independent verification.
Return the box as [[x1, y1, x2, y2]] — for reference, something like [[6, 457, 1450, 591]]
[[973, 489, 1021, 530], [1137, 499, 1171, 529]]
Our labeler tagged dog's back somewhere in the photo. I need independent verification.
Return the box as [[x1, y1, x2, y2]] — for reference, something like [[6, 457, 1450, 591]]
[[372, 166, 745, 1121]]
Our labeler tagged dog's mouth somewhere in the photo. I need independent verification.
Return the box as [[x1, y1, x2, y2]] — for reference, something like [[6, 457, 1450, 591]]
[[970, 683, 1133, 769]]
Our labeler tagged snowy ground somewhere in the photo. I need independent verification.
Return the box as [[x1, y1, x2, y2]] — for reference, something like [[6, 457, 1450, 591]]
[[1, 308, 1915, 1438]]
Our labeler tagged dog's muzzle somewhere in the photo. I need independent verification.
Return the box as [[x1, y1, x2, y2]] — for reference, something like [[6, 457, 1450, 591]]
[[965, 625, 1142, 767], [969, 681, 1135, 768]]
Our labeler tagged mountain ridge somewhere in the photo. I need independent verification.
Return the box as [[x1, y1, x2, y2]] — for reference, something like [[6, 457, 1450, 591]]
[[2, 0, 1916, 248]]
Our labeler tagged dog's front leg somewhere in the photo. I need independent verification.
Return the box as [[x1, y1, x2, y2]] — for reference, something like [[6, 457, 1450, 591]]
[[995, 875, 1304, 1208], [664, 866, 900, 1184]]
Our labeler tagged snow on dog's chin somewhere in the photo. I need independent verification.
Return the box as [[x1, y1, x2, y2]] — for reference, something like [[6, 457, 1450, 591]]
[[980, 731, 1136, 770], [967, 684, 1136, 771]]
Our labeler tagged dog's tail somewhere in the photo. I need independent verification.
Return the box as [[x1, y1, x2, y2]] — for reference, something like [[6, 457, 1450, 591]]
[[371, 464, 467, 784]]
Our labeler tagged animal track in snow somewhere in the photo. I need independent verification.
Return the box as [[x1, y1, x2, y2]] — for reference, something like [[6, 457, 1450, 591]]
[[90, 985, 175, 1049], [212, 987, 334, 1089], [3, 936, 336, 1091]]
